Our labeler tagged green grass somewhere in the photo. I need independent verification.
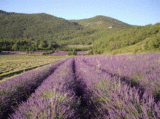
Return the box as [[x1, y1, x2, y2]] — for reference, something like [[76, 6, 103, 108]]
[[0, 54, 69, 81], [65, 45, 93, 48]]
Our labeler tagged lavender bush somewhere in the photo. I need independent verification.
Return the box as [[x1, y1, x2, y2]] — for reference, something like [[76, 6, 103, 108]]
[[77, 51, 88, 55]]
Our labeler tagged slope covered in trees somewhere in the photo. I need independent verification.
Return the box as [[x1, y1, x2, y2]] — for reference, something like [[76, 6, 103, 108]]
[[0, 10, 17, 15], [0, 10, 97, 51], [70, 15, 134, 30], [0, 11, 95, 42], [1, 10, 160, 55], [89, 23, 160, 54], [0, 10, 134, 52]]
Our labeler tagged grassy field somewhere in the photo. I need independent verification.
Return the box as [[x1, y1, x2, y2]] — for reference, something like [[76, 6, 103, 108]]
[[65, 44, 93, 48], [0, 54, 69, 81]]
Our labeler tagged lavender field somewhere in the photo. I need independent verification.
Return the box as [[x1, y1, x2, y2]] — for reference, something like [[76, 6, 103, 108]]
[[0, 53, 160, 119]]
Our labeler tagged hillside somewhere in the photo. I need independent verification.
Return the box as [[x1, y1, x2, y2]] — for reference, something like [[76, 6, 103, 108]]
[[70, 15, 134, 30], [0, 10, 136, 52], [0, 10, 17, 15], [89, 23, 160, 54], [0, 10, 95, 45], [2, 10, 160, 54]]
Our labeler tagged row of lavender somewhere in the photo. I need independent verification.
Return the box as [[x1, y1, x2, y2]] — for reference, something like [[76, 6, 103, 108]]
[[0, 59, 67, 119], [9, 57, 80, 119], [81, 53, 160, 101], [75, 57, 160, 118]]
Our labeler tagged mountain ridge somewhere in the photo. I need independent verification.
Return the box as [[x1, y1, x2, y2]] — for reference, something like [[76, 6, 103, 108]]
[[0, 10, 133, 44], [0, 10, 91, 42], [70, 15, 134, 30], [0, 10, 134, 29], [1, 10, 159, 54], [0, 10, 17, 15]]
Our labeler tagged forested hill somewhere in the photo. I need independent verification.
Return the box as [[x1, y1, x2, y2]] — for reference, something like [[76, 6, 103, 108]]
[[89, 23, 160, 54], [2, 10, 159, 54], [0, 10, 134, 44], [0, 10, 17, 15], [70, 15, 134, 30], [0, 10, 95, 44]]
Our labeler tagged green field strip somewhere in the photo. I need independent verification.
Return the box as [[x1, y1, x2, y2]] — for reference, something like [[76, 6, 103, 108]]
[[0, 61, 60, 81]]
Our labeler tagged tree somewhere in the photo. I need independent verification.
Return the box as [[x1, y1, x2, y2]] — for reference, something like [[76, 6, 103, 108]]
[[12, 43, 18, 51], [38, 40, 48, 49]]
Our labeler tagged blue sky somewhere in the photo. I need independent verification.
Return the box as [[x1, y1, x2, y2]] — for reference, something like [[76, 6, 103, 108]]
[[0, 0, 160, 26]]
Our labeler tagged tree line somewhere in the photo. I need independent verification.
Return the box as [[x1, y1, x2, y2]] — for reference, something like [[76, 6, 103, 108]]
[[0, 39, 59, 52]]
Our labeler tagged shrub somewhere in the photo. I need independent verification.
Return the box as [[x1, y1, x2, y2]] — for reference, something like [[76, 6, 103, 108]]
[[26, 50, 34, 54], [42, 50, 55, 55], [87, 50, 93, 55], [68, 49, 77, 55]]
